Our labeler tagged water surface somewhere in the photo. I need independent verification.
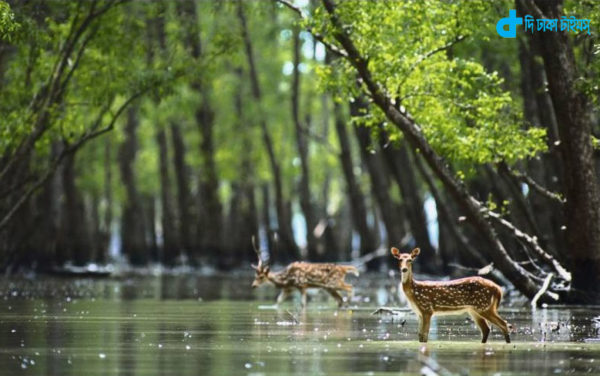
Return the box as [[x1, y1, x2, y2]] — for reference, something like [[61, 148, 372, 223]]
[[0, 274, 598, 375]]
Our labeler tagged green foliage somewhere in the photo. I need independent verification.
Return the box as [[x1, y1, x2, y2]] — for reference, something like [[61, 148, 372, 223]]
[[0, 1, 19, 42], [2, 0, 565, 249], [311, 0, 547, 169], [564, 0, 600, 107]]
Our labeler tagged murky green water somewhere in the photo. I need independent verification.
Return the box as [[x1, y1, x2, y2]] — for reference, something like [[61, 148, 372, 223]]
[[0, 274, 599, 375]]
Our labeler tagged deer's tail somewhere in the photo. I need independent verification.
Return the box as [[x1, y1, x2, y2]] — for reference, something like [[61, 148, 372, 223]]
[[343, 265, 359, 277], [495, 287, 503, 310], [489, 287, 501, 311]]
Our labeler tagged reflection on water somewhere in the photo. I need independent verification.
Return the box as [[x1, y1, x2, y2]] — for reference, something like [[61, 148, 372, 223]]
[[0, 274, 599, 375]]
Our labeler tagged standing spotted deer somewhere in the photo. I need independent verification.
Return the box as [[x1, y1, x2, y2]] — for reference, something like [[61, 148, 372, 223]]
[[251, 239, 358, 307], [392, 247, 511, 343]]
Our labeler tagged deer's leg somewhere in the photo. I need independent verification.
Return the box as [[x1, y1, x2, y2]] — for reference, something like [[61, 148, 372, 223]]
[[469, 311, 490, 343], [276, 288, 291, 305], [345, 284, 354, 303], [327, 289, 344, 307], [300, 288, 307, 307], [418, 313, 432, 343], [485, 310, 511, 343]]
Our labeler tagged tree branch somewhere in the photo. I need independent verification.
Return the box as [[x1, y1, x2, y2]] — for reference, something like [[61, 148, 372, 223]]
[[397, 34, 467, 96], [0, 0, 127, 185], [0, 87, 147, 233], [531, 273, 558, 307], [498, 162, 565, 204], [274, 0, 348, 58], [299, 123, 339, 155], [58, 23, 101, 99]]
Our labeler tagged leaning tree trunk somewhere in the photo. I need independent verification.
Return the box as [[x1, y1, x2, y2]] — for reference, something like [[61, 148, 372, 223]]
[[320, 0, 546, 300], [524, 0, 600, 301], [238, 1, 300, 261]]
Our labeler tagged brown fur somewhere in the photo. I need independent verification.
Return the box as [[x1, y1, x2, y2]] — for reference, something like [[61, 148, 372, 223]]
[[392, 247, 511, 343], [252, 262, 358, 307]]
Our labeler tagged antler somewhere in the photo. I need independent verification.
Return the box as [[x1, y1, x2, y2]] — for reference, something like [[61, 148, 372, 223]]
[[251, 235, 263, 270]]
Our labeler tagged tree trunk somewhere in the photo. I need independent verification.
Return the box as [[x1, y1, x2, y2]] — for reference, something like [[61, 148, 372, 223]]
[[196, 98, 223, 263], [156, 128, 179, 265], [291, 26, 318, 258], [220, 69, 260, 269], [88, 193, 104, 264], [261, 183, 275, 262], [515, 6, 565, 257], [226, 182, 259, 269], [101, 135, 113, 264], [176, 0, 224, 263], [412, 149, 488, 269], [118, 107, 147, 265], [144, 194, 159, 262], [169, 123, 194, 254], [237, 1, 300, 261], [333, 101, 377, 261], [380, 137, 437, 272], [525, 35, 567, 256], [56, 153, 90, 266], [351, 102, 404, 269], [526, 0, 600, 300]]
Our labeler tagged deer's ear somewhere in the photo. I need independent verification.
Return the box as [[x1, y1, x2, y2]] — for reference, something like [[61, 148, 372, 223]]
[[251, 264, 258, 270], [391, 247, 401, 259], [410, 248, 421, 259], [264, 265, 270, 274]]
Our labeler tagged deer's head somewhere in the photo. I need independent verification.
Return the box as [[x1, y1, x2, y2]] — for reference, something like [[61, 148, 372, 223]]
[[250, 236, 270, 288], [391, 247, 420, 283]]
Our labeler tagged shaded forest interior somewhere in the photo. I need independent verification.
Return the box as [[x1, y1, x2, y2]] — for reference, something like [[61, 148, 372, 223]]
[[1, 0, 600, 303]]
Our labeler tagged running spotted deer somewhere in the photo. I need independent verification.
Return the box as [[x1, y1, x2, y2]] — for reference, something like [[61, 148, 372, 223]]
[[251, 238, 359, 307], [391, 247, 511, 343]]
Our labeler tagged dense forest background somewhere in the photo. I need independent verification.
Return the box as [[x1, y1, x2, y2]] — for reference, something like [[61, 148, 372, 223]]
[[0, 0, 599, 303]]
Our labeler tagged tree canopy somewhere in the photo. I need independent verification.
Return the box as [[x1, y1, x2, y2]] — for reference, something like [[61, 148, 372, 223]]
[[1, 0, 599, 303]]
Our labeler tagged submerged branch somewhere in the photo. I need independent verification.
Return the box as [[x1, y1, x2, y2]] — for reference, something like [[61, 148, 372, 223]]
[[531, 273, 558, 308], [484, 209, 571, 282]]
